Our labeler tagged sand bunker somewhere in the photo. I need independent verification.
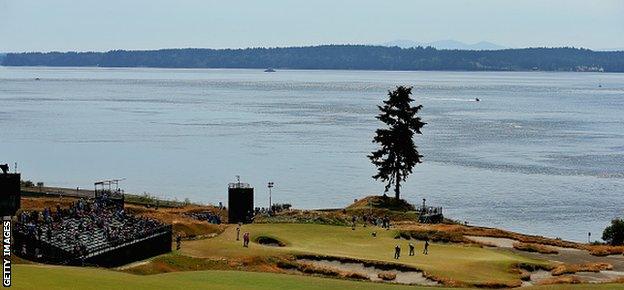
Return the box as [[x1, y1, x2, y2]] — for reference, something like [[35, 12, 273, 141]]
[[465, 236, 580, 252], [465, 236, 516, 248], [254, 235, 286, 247], [521, 269, 624, 286], [297, 259, 438, 286]]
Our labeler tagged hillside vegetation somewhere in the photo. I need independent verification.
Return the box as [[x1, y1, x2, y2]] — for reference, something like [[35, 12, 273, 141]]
[[3, 45, 624, 72]]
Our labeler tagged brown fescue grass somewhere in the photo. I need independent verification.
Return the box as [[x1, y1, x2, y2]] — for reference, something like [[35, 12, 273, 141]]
[[420, 271, 522, 288], [124, 204, 226, 238], [586, 245, 624, 256], [511, 263, 556, 282], [397, 223, 582, 249], [398, 229, 470, 244], [19, 195, 227, 239], [342, 272, 370, 280], [513, 242, 559, 254], [473, 281, 522, 288], [255, 207, 420, 227], [254, 210, 352, 226], [612, 276, 624, 283], [551, 262, 613, 276], [346, 195, 415, 211], [518, 270, 532, 281], [514, 262, 555, 272], [399, 222, 624, 257], [278, 260, 370, 281], [124, 253, 291, 275], [20, 196, 79, 210], [538, 275, 583, 285], [377, 272, 396, 281]]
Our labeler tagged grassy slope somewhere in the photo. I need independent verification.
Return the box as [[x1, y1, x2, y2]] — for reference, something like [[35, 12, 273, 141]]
[[182, 223, 549, 285], [12, 264, 453, 290], [11, 264, 624, 290]]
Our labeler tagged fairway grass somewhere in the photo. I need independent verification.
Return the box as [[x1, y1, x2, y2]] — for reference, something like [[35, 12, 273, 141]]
[[11, 264, 624, 290], [11, 264, 453, 290], [182, 223, 550, 286]]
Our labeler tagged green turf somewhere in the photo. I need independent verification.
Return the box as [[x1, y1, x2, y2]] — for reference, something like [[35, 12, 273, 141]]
[[10, 264, 624, 290], [11, 264, 452, 290], [182, 223, 550, 286]]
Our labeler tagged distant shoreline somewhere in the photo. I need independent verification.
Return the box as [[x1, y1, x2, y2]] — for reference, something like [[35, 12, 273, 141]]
[[0, 65, 619, 75], [2, 45, 622, 72]]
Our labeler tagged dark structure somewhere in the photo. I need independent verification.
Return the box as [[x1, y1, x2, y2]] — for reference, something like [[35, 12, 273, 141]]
[[418, 199, 444, 224], [13, 221, 172, 267], [228, 180, 254, 224], [14, 180, 172, 267], [84, 227, 171, 267], [94, 179, 125, 206], [0, 164, 20, 216]]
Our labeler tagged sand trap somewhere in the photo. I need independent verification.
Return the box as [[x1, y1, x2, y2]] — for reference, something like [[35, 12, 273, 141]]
[[255, 236, 286, 247], [115, 260, 150, 270], [574, 270, 624, 282], [521, 270, 552, 287], [465, 236, 580, 252], [465, 236, 516, 248], [298, 259, 438, 286], [521, 269, 624, 286]]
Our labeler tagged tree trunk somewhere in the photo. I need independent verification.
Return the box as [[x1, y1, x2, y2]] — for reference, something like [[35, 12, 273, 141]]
[[394, 171, 400, 200]]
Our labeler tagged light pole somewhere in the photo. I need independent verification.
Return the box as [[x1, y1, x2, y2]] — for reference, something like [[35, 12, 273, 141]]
[[268, 182, 274, 212]]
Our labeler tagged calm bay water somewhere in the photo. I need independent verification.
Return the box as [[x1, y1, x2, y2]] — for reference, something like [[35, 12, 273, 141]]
[[1, 66, 623, 242]]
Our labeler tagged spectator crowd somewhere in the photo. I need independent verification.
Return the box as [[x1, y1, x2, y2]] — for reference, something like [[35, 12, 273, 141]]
[[15, 197, 167, 262], [184, 211, 222, 224]]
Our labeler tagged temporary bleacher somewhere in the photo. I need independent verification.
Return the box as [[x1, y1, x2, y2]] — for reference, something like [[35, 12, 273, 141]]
[[14, 201, 172, 267]]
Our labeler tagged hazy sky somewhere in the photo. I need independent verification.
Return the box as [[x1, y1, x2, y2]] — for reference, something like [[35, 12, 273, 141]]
[[1, 0, 623, 52]]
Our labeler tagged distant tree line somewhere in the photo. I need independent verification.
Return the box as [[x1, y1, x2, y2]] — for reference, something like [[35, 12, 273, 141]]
[[3, 45, 624, 72]]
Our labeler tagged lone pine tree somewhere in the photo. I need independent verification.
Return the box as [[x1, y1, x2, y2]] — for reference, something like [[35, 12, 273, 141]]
[[369, 86, 425, 200]]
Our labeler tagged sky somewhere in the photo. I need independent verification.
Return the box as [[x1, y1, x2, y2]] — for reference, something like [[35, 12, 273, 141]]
[[1, 0, 623, 52]]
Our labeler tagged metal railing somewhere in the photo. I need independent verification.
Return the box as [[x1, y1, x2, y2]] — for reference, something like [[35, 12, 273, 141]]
[[83, 224, 172, 258], [228, 182, 251, 189], [14, 222, 172, 262]]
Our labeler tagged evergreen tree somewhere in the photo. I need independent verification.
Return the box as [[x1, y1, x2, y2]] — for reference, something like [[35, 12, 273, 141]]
[[603, 219, 624, 245], [369, 86, 425, 199]]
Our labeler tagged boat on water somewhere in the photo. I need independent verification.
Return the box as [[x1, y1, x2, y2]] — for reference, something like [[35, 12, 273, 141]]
[[264, 68, 276, 72]]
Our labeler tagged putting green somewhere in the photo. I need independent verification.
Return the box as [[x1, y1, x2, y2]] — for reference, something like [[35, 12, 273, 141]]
[[182, 223, 549, 286]]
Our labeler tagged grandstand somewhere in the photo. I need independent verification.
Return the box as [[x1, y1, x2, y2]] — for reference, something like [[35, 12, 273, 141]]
[[14, 187, 172, 267]]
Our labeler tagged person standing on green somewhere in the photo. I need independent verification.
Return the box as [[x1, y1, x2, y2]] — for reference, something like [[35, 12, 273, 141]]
[[394, 245, 401, 259]]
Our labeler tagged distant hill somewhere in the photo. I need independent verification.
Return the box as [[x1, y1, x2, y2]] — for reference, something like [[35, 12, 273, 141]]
[[2, 45, 623, 72], [0, 53, 5, 62], [597, 47, 624, 52], [382, 39, 506, 50]]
